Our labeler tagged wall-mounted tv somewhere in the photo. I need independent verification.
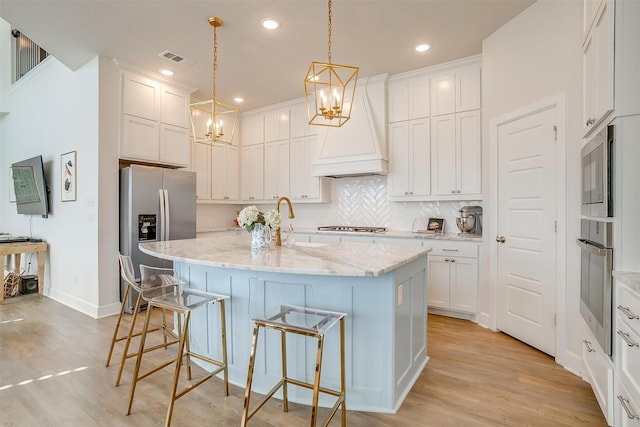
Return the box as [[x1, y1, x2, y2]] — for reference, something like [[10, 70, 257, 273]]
[[11, 155, 49, 217]]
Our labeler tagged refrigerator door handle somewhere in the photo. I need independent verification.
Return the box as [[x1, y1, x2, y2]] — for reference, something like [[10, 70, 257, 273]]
[[163, 189, 170, 240], [159, 189, 166, 241]]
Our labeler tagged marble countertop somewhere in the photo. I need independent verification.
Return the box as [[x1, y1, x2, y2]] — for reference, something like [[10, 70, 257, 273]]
[[197, 227, 483, 242], [140, 235, 432, 277], [613, 270, 640, 292]]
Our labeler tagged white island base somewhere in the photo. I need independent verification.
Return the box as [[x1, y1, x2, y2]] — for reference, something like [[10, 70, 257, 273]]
[[140, 236, 430, 413]]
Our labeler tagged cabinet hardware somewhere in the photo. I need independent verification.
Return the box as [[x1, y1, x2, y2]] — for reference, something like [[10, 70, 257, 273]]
[[444, 258, 450, 262], [617, 395, 640, 420], [617, 330, 639, 347], [450, 259, 455, 263], [496, 236, 506, 243], [617, 305, 640, 320], [583, 339, 595, 353], [586, 118, 596, 126], [442, 249, 459, 252]]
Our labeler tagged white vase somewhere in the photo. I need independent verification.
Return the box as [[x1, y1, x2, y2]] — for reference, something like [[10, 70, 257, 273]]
[[251, 223, 271, 251]]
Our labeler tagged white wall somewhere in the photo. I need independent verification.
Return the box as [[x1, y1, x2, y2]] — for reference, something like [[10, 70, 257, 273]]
[[481, 0, 583, 372], [0, 20, 107, 317]]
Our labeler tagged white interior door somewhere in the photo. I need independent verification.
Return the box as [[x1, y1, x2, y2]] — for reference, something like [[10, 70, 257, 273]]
[[496, 106, 557, 356]]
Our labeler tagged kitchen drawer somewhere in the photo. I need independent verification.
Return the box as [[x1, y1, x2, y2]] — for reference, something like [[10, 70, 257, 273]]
[[375, 237, 424, 247], [424, 240, 478, 258], [583, 321, 614, 424], [617, 283, 640, 336], [616, 382, 640, 427], [617, 315, 640, 400]]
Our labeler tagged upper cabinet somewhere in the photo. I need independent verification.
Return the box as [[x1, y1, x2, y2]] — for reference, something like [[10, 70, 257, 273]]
[[430, 65, 481, 116], [290, 101, 318, 139], [264, 108, 290, 143], [241, 113, 264, 146], [388, 75, 430, 123], [582, 0, 614, 137], [120, 70, 193, 167], [387, 59, 482, 202]]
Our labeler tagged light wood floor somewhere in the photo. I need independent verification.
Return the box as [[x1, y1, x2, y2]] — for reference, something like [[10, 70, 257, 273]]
[[0, 295, 606, 426]]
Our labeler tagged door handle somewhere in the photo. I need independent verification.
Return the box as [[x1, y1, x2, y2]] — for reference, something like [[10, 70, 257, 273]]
[[496, 236, 506, 243]]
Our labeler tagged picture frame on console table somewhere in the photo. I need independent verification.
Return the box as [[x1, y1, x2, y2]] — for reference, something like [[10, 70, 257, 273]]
[[61, 151, 77, 202]]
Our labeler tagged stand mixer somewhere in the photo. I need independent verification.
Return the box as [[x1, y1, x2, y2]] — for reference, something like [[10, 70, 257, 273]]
[[456, 206, 483, 236]]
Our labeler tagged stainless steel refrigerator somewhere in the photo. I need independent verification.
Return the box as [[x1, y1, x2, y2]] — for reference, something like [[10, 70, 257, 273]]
[[119, 164, 196, 313]]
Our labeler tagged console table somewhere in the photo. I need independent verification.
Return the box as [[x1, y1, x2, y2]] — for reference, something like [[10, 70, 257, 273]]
[[1, 241, 48, 303]]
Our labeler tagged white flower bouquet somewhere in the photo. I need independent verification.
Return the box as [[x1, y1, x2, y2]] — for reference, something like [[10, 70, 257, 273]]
[[236, 205, 281, 233]]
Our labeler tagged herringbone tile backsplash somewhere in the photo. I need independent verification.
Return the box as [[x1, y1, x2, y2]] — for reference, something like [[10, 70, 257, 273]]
[[197, 176, 482, 234], [286, 176, 481, 234]]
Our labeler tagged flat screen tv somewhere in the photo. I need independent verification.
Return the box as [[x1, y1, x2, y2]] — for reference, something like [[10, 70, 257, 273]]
[[11, 155, 49, 217]]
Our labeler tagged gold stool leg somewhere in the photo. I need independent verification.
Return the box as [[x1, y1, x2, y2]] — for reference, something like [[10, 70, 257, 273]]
[[340, 317, 346, 426], [106, 284, 131, 367], [310, 334, 324, 427], [165, 310, 190, 427], [281, 329, 289, 412], [126, 303, 154, 415], [115, 291, 144, 386], [219, 300, 229, 396], [241, 323, 261, 427]]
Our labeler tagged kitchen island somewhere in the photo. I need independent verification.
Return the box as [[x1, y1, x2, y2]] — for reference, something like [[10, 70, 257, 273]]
[[139, 235, 430, 413]]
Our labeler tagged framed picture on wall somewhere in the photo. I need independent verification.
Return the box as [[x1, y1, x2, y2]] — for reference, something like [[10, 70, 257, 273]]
[[61, 151, 77, 202]]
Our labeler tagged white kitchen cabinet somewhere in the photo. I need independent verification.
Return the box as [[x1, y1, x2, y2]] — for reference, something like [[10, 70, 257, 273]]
[[122, 71, 160, 120], [388, 74, 430, 123], [426, 240, 479, 315], [264, 139, 290, 201], [159, 124, 190, 166], [240, 113, 265, 146], [290, 135, 330, 203], [583, 321, 614, 425], [582, 0, 614, 137], [120, 70, 192, 167], [430, 66, 480, 116], [264, 108, 290, 143], [121, 115, 159, 162], [290, 101, 318, 138], [193, 142, 211, 201], [241, 144, 264, 202], [388, 118, 431, 200], [212, 145, 239, 202], [431, 110, 481, 197], [614, 273, 640, 426]]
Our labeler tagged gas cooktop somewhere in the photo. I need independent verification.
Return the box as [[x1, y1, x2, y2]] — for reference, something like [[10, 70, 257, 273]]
[[317, 226, 387, 233]]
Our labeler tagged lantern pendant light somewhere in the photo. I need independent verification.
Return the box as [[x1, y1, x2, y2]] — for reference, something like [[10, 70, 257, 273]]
[[190, 17, 238, 145], [304, 0, 359, 127]]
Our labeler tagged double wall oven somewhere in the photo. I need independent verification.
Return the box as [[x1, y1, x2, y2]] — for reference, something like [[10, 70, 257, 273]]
[[579, 124, 614, 355]]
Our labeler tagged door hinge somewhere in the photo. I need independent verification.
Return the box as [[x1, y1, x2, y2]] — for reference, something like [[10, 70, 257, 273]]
[[554, 220, 557, 233], [553, 125, 558, 141]]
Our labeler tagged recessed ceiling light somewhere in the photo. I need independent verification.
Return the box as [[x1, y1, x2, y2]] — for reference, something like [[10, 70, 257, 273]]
[[415, 44, 430, 53], [234, 97, 244, 103], [160, 69, 174, 76], [261, 18, 280, 30]]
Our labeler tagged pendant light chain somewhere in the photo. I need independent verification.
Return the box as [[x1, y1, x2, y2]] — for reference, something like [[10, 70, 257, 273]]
[[212, 23, 218, 122], [327, 0, 332, 64]]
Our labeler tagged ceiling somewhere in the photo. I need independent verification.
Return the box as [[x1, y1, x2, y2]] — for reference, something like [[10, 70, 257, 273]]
[[0, 0, 534, 111]]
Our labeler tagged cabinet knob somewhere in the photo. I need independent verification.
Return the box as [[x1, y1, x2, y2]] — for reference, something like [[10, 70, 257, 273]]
[[444, 258, 450, 262], [451, 190, 455, 194], [586, 118, 596, 126], [496, 236, 506, 243], [450, 258, 456, 263]]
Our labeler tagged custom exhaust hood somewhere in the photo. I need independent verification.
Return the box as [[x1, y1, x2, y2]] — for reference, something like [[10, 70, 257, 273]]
[[312, 75, 388, 178]]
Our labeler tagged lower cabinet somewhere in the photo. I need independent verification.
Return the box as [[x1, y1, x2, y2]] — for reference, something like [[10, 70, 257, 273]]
[[582, 320, 614, 425], [428, 254, 478, 313], [614, 273, 640, 426], [426, 240, 479, 315]]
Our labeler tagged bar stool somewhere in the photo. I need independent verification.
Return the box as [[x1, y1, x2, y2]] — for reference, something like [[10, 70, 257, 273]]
[[241, 278, 347, 427], [127, 264, 229, 427], [106, 254, 180, 386]]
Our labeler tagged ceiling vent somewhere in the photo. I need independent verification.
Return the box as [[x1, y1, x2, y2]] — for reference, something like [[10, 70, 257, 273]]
[[158, 50, 194, 66]]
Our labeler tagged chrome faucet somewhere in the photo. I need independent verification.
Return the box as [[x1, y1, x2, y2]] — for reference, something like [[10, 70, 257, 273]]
[[275, 196, 295, 246]]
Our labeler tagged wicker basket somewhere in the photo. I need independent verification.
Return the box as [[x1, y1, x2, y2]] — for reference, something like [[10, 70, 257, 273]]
[[3, 271, 21, 298]]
